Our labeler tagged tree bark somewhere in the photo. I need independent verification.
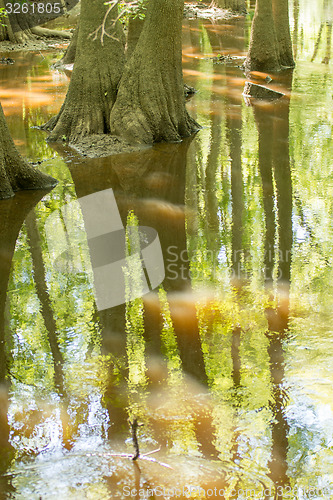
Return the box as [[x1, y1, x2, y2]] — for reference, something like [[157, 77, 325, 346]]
[[126, 14, 145, 59], [244, 0, 280, 72], [0, 0, 71, 42], [109, 0, 199, 144], [215, 0, 246, 13], [44, 0, 125, 143], [0, 0, 35, 43], [56, 23, 79, 66], [272, 0, 295, 68], [245, 0, 294, 72], [0, 103, 57, 200]]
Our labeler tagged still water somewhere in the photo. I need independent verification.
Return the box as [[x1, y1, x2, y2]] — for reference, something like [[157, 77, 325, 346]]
[[1, 1, 333, 498]]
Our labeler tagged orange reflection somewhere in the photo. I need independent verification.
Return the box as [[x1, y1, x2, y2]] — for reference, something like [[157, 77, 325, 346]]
[[183, 68, 229, 82], [0, 80, 68, 115]]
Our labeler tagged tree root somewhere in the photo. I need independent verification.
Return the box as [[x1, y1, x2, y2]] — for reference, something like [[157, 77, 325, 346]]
[[31, 27, 72, 39]]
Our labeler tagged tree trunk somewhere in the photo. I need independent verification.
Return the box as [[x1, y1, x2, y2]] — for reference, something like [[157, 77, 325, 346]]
[[43, 0, 125, 143], [272, 0, 295, 68], [215, 0, 247, 13], [322, 21, 332, 64], [56, 23, 79, 67], [126, 15, 145, 59], [0, 0, 35, 43], [109, 0, 199, 144], [0, 103, 57, 200], [244, 0, 280, 72], [0, 0, 71, 42], [245, 0, 294, 72]]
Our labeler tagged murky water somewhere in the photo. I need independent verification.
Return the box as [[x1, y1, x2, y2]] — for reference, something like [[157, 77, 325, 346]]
[[1, 1, 333, 498]]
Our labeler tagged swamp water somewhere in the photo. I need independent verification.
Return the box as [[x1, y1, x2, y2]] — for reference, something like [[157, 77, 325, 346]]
[[1, 1, 333, 498]]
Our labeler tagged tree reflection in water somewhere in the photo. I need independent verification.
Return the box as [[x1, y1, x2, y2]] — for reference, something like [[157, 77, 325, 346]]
[[1, 7, 333, 498]]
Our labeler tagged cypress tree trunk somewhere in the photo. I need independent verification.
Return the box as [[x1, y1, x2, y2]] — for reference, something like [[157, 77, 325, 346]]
[[0, 103, 57, 200], [216, 0, 246, 13], [56, 23, 79, 66], [109, 0, 199, 144], [44, 0, 125, 143], [244, 0, 280, 72], [245, 0, 294, 72], [272, 0, 295, 68], [0, 0, 71, 42], [0, 0, 35, 43], [126, 15, 145, 59]]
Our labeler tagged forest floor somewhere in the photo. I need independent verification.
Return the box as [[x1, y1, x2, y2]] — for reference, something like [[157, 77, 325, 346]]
[[0, 33, 73, 54], [184, 2, 241, 20]]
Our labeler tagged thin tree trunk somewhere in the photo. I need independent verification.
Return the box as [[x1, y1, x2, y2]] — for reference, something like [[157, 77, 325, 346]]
[[311, 22, 324, 62], [292, 0, 299, 59], [273, 73, 293, 283], [110, 0, 199, 144], [322, 22, 332, 64], [253, 104, 276, 282]]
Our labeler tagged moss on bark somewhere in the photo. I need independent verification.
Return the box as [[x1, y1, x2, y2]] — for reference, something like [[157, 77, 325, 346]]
[[272, 0, 295, 68], [109, 0, 199, 144], [245, 0, 295, 72], [43, 0, 125, 143], [56, 24, 79, 67]]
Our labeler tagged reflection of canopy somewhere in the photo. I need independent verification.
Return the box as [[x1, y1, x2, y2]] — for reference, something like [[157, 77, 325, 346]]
[[45, 189, 165, 310]]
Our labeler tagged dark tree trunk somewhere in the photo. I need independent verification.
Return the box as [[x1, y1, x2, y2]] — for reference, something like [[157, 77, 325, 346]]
[[0, 103, 57, 200], [109, 0, 199, 144], [0, 190, 56, 483], [44, 0, 125, 143], [322, 21, 332, 64]]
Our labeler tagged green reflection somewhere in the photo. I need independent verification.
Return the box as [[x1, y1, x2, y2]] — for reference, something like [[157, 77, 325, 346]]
[[1, 2, 333, 497]]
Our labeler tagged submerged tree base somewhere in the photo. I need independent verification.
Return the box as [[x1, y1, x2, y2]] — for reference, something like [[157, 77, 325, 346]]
[[68, 134, 149, 158], [49, 131, 201, 159], [0, 104, 57, 200]]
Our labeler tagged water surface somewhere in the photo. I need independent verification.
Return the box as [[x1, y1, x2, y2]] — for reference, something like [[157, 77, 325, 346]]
[[1, 2, 333, 498]]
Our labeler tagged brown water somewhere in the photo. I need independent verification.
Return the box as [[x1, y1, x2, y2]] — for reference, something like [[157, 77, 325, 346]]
[[1, 2, 333, 498]]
